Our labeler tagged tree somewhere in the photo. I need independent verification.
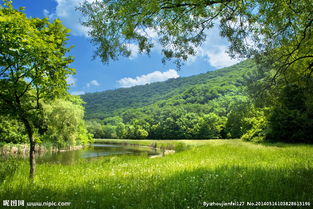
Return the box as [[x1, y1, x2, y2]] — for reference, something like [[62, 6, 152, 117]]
[[116, 122, 127, 138], [0, 1, 74, 178], [86, 120, 105, 138], [176, 113, 201, 138], [198, 113, 226, 139], [225, 98, 251, 138], [267, 84, 313, 143], [130, 119, 149, 139], [43, 96, 92, 148], [102, 125, 117, 138]]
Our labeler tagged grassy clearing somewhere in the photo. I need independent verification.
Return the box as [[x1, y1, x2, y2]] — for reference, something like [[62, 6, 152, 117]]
[[1, 140, 312, 209]]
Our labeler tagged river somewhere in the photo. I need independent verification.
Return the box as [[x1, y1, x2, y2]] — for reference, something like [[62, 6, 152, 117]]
[[33, 143, 159, 164]]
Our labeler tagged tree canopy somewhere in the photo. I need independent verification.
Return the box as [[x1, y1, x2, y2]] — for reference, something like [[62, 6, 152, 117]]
[[79, 0, 312, 73]]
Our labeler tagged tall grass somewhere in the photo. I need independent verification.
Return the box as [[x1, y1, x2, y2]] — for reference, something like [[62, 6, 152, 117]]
[[1, 140, 312, 209]]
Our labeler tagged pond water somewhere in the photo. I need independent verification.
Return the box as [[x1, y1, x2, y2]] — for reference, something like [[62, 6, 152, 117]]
[[35, 144, 159, 165]]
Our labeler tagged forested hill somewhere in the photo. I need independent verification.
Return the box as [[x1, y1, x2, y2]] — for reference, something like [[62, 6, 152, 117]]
[[81, 59, 256, 120]]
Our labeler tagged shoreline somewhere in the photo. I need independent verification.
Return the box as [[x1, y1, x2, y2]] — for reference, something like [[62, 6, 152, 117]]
[[93, 139, 176, 157], [0, 143, 84, 157]]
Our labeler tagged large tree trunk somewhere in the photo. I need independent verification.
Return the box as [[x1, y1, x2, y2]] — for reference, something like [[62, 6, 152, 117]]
[[22, 118, 36, 179]]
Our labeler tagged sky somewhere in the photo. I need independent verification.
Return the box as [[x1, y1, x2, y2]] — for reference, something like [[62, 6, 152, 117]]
[[10, 0, 240, 95]]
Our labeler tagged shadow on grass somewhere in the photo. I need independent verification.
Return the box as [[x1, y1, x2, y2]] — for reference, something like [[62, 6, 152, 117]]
[[252, 140, 313, 148], [2, 165, 312, 209]]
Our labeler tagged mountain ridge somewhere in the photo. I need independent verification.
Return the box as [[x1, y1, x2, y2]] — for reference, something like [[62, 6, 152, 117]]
[[81, 59, 256, 120]]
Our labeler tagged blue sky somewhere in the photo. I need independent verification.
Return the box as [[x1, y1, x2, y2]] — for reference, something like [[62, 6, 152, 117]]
[[11, 0, 240, 95]]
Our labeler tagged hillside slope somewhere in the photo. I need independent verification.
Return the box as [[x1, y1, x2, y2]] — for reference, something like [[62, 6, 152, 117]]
[[82, 59, 256, 120]]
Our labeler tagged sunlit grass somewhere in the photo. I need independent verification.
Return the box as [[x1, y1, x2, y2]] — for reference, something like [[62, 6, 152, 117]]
[[1, 140, 312, 209]]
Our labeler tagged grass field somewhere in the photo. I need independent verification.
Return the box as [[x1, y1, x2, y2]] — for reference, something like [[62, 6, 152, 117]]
[[1, 139, 312, 209]]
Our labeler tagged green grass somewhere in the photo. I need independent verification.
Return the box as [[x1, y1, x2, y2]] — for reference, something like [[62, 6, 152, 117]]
[[1, 140, 312, 209]]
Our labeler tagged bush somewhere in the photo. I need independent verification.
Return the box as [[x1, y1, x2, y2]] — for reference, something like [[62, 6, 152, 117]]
[[0, 115, 27, 144], [174, 143, 189, 152]]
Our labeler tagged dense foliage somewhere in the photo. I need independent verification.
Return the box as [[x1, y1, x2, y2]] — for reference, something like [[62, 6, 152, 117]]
[[0, 116, 27, 144], [83, 60, 264, 140], [0, 96, 92, 147], [41, 96, 92, 147], [0, 1, 92, 177]]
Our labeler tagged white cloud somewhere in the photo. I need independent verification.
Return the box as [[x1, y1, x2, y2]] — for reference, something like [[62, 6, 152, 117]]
[[206, 46, 240, 68], [43, 9, 50, 17], [44, 0, 96, 37], [136, 27, 159, 40], [86, 80, 100, 88], [71, 91, 85, 95], [43, 9, 49, 16], [189, 24, 241, 68], [66, 75, 77, 86], [125, 43, 139, 59], [118, 69, 179, 88]]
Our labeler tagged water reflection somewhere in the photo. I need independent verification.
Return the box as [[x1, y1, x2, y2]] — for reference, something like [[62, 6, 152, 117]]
[[36, 144, 158, 165]]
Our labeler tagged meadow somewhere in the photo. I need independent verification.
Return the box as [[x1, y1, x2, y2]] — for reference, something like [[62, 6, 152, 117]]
[[1, 139, 312, 209]]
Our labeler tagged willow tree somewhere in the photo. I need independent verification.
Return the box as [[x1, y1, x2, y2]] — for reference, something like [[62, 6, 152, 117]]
[[0, 1, 74, 178]]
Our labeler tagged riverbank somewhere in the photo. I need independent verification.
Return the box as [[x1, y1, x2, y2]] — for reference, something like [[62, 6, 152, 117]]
[[0, 143, 84, 157]]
